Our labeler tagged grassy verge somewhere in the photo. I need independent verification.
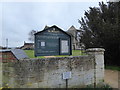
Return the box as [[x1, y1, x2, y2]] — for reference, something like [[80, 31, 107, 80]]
[[105, 65, 120, 71], [24, 50, 85, 58], [24, 50, 44, 58]]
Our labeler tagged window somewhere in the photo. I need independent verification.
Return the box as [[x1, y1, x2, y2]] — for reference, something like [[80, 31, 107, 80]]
[[53, 28, 55, 31], [41, 41, 45, 46]]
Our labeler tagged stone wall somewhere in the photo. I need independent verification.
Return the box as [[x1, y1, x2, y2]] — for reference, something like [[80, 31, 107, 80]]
[[1, 48, 105, 88]]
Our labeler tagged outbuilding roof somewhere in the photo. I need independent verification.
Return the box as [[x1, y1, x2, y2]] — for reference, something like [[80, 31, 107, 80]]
[[24, 43, 34, 45], [11, 49, 29, 59], [0, 49, 29, 60]]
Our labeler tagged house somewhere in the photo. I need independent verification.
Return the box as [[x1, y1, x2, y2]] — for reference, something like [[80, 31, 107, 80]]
[[20, 42, 34, 50], [0, 46, 7, 49], [0, 49, 28, 62], [0, 46, 2, 49], [44, 25, 49, 29], [67, 25, 83, 50], [34, 25, 72, 56]]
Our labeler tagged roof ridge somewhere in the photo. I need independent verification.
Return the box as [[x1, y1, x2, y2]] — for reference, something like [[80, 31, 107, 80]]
[[68, 25, 76, 30]]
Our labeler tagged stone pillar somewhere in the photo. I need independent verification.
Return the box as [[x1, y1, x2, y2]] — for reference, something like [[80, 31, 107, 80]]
[[0, 62, 2, 87], [86, 48, 105, 85]]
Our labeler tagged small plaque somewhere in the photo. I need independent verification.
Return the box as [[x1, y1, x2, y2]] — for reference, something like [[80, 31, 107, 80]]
[[63, 72, 71, 79]]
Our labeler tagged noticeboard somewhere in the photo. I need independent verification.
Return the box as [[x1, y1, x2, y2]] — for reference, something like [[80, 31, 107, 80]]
[[34, 25, 72, 56]]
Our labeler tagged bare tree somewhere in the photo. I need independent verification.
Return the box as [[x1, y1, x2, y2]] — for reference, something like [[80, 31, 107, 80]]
[[28, 30, 37, 42]]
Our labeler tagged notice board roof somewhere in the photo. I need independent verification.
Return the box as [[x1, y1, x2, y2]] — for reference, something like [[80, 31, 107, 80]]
[[35, 25, 72, 37]]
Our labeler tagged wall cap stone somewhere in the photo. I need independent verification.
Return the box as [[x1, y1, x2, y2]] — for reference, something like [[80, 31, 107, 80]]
[[19, 55, 90, 61], [86, 48, 105, 52]]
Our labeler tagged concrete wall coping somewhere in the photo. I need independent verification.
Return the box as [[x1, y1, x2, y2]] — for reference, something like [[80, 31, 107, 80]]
[[86, 48, 105, 52], [19, 55, 90, 61]]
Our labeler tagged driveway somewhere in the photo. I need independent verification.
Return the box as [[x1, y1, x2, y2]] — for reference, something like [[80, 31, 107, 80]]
[[104, 69, 120, 88]]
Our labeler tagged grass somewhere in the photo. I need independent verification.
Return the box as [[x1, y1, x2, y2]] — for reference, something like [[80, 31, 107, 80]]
[[24, 50, 85, 58], [105, 65, 120, 71], [24, 50, 44, 58], [72, 50, 85, 56]]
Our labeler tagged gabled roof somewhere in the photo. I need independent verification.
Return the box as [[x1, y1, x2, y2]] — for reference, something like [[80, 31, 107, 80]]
[[0, 49, 29, 60], [68, 25, 76, 30], [68, 25, 83, 32], [44, 25, 49, 29], [35, 25, 72, 37]]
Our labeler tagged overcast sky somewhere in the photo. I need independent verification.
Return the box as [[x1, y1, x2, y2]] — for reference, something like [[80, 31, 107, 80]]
[[0, 0, 107, 47]]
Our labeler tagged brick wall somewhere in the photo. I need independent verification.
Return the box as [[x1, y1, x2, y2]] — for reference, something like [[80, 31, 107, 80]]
[[0, 52, 17, 63]]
